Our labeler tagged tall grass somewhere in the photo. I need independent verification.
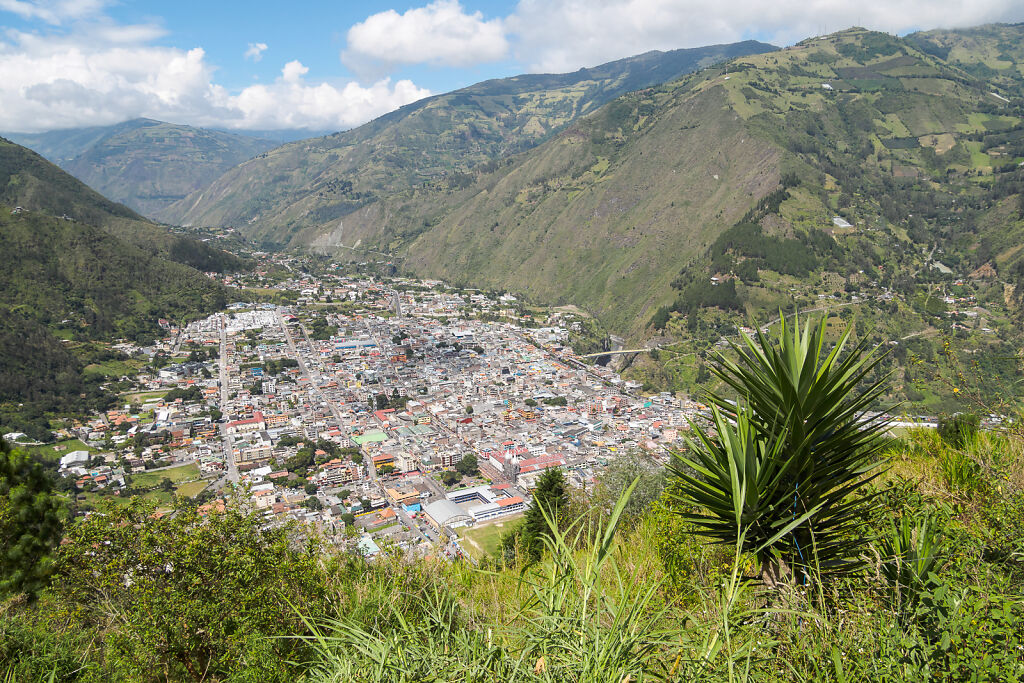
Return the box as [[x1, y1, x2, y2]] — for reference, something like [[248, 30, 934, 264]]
[[296, 483, 830, 683], [296, 480, 684, 681], [293, 424, 1024, 683]]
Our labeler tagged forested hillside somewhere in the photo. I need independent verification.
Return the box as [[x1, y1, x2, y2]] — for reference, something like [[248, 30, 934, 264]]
[[0, 138, 237, 437], [0, 138, 247, 273], [0, 205, 227, 436]]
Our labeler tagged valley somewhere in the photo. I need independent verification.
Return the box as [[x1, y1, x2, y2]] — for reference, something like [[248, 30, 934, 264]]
[[2, 14, 1024, 683]]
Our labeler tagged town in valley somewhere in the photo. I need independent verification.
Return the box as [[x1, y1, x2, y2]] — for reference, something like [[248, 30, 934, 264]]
[[31, 256, 711, 560]]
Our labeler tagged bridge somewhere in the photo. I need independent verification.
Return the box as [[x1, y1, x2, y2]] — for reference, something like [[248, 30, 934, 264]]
[[576, 347, 656, 359]]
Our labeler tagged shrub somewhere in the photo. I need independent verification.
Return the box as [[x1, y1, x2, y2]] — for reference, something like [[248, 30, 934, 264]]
[[938, 413, 980, 448]]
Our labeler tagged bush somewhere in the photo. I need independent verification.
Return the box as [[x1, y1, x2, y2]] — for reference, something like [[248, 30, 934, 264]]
[[51, 499, 330, 680], [938, 413, 980, 448]]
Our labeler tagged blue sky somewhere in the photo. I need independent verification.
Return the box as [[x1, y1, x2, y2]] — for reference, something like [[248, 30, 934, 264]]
[[0, 0, 1022, 132], [98, 1, 520, 93]]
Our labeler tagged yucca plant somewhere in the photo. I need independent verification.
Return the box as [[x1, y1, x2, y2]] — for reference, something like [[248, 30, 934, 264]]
[[669, 316, 891, 585]]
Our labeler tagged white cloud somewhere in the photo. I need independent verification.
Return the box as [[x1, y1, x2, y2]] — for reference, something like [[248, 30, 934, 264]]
[[3, 0, 1022, 133], [508, 0, 1024, 73], [244, 41, 267, 62], [281, 59, 308, 82], [230, 73, 430, 130], [344, 0, 508, 70], [0, 25, 430, 132], [0, 0, 107, 25]]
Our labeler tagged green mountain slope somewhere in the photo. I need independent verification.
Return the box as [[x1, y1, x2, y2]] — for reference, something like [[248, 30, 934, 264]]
[[0, 137, 246, 273], [0, 140, 234, 434], [169, 41, 776, 244], [306, 26, 1024, 353], [0, 203, 228, 435], [0, 201, 230, 432], [0, 207, 227, 341], [0, 205, 225, 389], [907, 23, 1024, 91], [6, 119, 276, 220]]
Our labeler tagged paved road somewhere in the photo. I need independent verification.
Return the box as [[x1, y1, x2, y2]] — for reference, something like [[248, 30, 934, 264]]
[[393, 504, 434, 544], [218, 315, 239, 485]]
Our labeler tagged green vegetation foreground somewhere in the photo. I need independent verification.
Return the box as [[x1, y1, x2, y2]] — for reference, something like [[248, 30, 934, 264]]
[[2, 319, 1023, 681]]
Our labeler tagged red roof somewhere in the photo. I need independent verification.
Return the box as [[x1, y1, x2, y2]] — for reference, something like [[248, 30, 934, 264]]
[[226, 411, 265, 428], [497, 496, 524, 508]]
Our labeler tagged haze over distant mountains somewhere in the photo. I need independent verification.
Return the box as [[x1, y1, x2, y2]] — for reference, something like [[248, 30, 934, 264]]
[[4, 119, 280, 219]]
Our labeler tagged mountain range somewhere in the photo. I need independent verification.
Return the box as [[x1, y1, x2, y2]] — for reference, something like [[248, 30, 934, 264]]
[[14, 27, 1024, 338], [5, 119, 277, 219], [166, 40, 777, 244], [126, 25, 1016, 340], [186, 25, 1023, 338]]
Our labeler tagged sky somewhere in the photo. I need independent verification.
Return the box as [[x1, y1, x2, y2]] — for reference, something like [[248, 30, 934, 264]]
[[0, 0, 1022, 133]]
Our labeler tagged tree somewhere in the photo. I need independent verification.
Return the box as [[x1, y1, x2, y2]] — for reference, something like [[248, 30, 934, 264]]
[[504, 467, 568, 561], [440, 470, 462, 487], [465, 405, 474, 415], [455, 453, 479, 477], [285, 449, 315, 473], [340, 513, 355, 526], [304, 481, 318, 495], [668, 317, 890, 586], [591, 451, 665, 525], [0, 439, 65, 598]]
